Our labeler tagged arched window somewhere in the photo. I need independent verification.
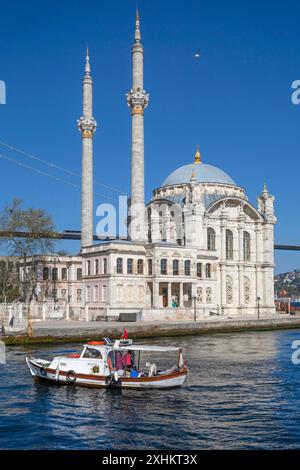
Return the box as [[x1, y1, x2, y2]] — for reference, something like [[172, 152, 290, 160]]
[[62, 268, 67, 281], [226, 229, 233, 260], [86, 286, 91, 302], [52, 267, 58, 281], [206, 263, 211, 278], [95, 259, 99, 275], [184, 260, 191, 276], [43, 267, 49, 281], [103, 258, 107, 274], [243, 231, 251, 261], [102, 285, 107, 302], [127, 258, 133, 274], [116, 258, 123, 274], [161, 259, 167, 275], [207, 228, 216, 251], [197, 262, 202, 278], [77, 289, 82, 302], [87, 261, 91, 276], [94, 285, 99, 302], [137, 259, 144, 275], [148, 259, 153, 275], [173, 259, 179, 275]]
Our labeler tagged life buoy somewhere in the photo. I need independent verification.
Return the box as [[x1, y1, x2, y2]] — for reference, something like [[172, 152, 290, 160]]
[[87, 341, 105, 346], [66, 370, 76, 383]]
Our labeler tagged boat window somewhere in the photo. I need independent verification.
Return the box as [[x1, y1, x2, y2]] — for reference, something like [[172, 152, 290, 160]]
[[82, 347, 103, 359]]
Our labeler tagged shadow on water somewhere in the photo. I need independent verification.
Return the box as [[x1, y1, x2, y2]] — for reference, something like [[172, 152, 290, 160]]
[[1, 329, 300, 449]]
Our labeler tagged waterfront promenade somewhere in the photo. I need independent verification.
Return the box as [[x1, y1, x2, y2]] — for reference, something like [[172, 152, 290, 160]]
[[3, 314, 300, 344]]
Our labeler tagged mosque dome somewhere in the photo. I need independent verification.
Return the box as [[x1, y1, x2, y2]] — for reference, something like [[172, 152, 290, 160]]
[[161, 146, 236, 187]]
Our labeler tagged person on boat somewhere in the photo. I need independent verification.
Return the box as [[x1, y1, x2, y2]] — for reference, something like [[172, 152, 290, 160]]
[[107, 351, 115, 372], [115, 351, 122, 370], [121, 327, 129, 340]]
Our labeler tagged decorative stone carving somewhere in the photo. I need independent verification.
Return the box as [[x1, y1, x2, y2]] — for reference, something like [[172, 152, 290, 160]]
[[126, 88, 149, 113], [226, 275, 233, 304], [244, 276, 250, 304], [77, 116, 97, 138]]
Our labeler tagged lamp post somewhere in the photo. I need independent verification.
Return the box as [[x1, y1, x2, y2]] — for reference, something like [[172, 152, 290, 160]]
[[257, 296, 261, 319], [193, 296, 197, 322]]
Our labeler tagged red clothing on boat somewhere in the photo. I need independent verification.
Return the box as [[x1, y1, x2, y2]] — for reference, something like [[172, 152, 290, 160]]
[[122, 328, 129, 340]]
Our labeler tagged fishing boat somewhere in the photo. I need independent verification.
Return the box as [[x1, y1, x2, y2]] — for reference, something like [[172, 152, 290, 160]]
[[26, 339, 188, 389]]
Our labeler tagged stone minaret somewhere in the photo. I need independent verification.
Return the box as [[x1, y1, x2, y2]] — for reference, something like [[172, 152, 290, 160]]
[[127, 10, 149, 241], [78, 48, 97, 248]]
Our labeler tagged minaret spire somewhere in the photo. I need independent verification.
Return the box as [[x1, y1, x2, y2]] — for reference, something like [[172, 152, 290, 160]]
[[135, 7, 141, 43], [77, 48, 97, 248], [85, 46, 90, 75], [127, 9, 149, 241]]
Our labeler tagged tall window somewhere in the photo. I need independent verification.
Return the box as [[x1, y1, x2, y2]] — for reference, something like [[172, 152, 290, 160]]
[[206, 287, 212, 303], [197, 287, 203, 303], [243, 231, 251, 261], [103, 258, 107, 274], [76, 289, 82, 302], [206, 263, 211, 279], [43, 267, 49, 281], [184, 260, 191, 276], [226, 229, 233, 260], [148, 259, 153, 275], [77, 268, 82, 280], [127, 258, 133, 274], [137, 259, 144, 275], [197, 262, 202, 278], [95, 259, 99, 275], [116, 258, 123, 274], [102, 285, 107, 301], [207, 228, 216, 251], [52, 267, 58, 281], [173, 259, 179, 275], [87, 260, 91, 276], [161, 259, 167, 275], [52, 289, 58, 300], [170, 211, 175, 240], [86, 286, 91, 302], [94, 285, 99, 302], [62, 268, 67, 281]]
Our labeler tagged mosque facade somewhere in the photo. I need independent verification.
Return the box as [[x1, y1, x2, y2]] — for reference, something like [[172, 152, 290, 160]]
[[77, 12, 276, 321]]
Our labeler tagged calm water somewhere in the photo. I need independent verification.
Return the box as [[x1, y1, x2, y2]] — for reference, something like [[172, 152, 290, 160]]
[[1, 330, 300, 449]]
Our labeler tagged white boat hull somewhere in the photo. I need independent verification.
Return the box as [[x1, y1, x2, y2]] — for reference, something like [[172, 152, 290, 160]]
[[26, 357, 188, 389]]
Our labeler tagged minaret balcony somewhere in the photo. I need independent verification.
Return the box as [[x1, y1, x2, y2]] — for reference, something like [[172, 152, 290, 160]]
[[77, 116, 97, 136], [126, 88, 149, 113]]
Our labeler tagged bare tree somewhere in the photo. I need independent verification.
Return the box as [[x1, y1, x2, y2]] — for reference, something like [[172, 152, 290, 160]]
[[0, 199, 56, 335], [0, 258, 19, 303]]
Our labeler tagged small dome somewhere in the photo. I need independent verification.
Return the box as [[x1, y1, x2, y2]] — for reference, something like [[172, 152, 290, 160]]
[[161, 162, 235, 187]]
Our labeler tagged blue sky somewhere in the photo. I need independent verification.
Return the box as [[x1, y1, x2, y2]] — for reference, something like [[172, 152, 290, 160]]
[[0, 0, 299, 272]]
